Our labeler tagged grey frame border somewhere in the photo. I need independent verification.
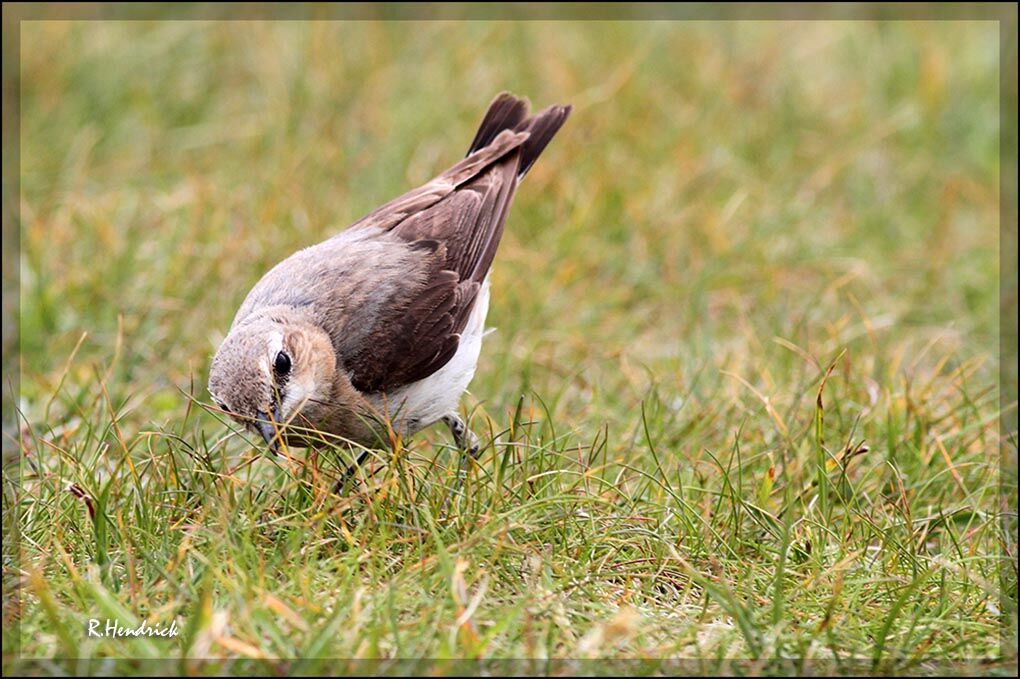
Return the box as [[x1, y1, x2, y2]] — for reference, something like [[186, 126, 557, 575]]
[[1, 2, 1016, 676]]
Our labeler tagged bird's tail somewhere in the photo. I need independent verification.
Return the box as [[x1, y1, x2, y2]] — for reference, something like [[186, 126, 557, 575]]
[[467, 92, 572, 177]]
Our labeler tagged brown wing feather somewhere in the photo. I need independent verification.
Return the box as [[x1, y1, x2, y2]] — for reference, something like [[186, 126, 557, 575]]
[[341, 94, 570, 394], [346, 129, 528, 234], [344, 159, 519, 394]]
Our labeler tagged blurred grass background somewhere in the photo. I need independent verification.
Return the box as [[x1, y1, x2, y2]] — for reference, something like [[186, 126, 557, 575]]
[[6, 15, 1015, 673]]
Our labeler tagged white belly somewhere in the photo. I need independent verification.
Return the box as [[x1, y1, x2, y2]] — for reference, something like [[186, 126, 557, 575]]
[[370, 278, 490, 435]]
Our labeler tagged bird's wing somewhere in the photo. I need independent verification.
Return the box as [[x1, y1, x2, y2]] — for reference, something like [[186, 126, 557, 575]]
[[337, 96, 571, 395], [339, 156, 521, 394]]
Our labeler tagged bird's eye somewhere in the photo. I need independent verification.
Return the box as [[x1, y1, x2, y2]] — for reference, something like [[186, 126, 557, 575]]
[[274, 351, 292, 376]]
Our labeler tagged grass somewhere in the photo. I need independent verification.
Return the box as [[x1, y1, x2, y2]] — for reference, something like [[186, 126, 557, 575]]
[[5, 17, 1017, 675]]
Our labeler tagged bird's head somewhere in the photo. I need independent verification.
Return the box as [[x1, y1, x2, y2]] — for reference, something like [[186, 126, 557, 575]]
[[208, 313, 336, 450]]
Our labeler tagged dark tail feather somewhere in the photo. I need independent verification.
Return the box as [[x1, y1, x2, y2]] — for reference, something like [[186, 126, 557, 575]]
[[514, 104, 572, 178], [467, 92, 530, 156], [468, 93, 572, 177]]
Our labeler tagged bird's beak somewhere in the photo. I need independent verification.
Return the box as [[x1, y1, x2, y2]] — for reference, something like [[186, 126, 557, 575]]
[[255, 408, 282, 454]]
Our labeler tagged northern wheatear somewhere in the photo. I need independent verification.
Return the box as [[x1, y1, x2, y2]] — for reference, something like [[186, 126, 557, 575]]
[[208, 93, 571, 478]]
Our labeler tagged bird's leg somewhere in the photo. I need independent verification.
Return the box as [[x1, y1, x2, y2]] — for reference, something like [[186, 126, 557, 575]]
[[442, 413, 479, 463], [333, 448, 370, 494], [440, 413, 479, 509]]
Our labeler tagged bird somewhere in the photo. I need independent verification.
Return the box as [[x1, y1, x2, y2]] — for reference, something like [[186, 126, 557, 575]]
[[207, 92, 571, 481]]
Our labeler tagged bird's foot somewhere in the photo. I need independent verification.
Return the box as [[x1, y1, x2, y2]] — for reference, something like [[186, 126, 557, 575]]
[[332, 448, 370, 494]]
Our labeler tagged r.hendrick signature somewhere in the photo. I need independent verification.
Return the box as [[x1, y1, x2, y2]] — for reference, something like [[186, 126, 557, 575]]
[[86, 618, 180, 638]]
